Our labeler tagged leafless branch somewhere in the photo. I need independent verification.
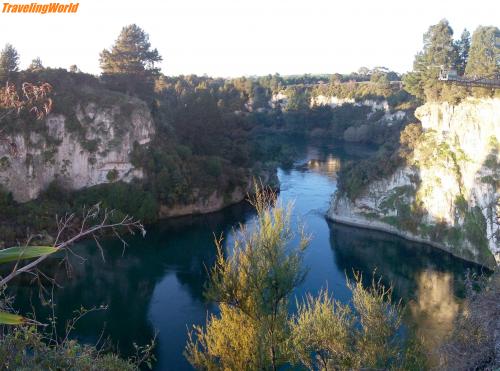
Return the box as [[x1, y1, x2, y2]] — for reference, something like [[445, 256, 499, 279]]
[[0, 204, 145, 288]]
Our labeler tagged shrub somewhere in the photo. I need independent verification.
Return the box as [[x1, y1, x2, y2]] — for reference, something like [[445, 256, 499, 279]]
[[0, 327, 137, 371], [106, 169, 119, 182]]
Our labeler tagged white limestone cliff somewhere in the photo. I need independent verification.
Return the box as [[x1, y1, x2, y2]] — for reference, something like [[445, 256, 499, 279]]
[[0, 98, 154, 202], [328, 97, 500, 268]]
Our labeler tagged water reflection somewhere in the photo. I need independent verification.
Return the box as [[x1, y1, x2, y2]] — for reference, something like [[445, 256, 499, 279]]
[[328, 221, 483, 353], [306, 156, 341, 178], [11, 202, 256, 370], [409, 270, 459, 351], [8, 139, 487, 371]]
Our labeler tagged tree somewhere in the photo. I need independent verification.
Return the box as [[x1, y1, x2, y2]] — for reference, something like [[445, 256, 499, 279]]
[[358, 66, 370, 76], [100, 24, 162, 100], [185, 187, 310, 370], [454, 29, 471, 75], [465, 26, 499, 77], [465, 26, 499, 98], [330, 73, 343, 84], [100, 24, 162, 75], [0, 44, 19, 80], [403, 19, 458, 100], [27, 57, 44, 72], [185, 187, 426, 370]]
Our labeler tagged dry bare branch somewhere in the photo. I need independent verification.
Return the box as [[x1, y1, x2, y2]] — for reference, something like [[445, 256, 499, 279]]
[[0, 204, 145, 288]]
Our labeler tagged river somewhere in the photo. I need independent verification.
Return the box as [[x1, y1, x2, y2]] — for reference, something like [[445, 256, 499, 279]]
[[11, 139, 486, 370]]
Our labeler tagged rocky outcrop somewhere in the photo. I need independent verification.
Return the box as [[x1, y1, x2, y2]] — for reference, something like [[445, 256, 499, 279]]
[[0, 98, 154, 202], [159, 187, 249, 218], [159, 168, 278, 218], [328, 98, 500, 268], [310, 95, 355, 108]]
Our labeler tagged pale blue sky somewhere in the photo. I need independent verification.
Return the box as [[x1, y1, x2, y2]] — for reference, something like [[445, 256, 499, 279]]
[[0, 0, 498, 77]]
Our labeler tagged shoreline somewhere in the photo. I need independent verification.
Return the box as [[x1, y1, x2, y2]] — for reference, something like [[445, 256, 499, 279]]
[[326, 212, 496, 270]]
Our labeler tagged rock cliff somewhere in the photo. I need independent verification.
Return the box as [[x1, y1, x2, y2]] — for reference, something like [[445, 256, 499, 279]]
[[0, 97, 154, 202], [328, 98, 500, 268]]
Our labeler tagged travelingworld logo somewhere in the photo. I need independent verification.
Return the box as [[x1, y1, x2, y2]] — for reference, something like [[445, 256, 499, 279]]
[[2, 2, 79, 14]]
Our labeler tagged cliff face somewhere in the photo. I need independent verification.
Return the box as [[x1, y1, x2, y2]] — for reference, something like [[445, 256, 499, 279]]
[[0, 98, 154, 202], [158, 167, 278, 218], [328, 98, 500, 268]]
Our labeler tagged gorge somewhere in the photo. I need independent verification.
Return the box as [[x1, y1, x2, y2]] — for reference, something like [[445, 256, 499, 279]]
[[0, 17, 498, 370]]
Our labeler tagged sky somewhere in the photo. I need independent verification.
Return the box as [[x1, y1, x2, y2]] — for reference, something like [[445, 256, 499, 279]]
[[0, 0, 498, 77]]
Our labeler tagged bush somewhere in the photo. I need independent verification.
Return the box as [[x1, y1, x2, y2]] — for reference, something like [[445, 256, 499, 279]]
[[0, 324, 155, 370], [106, 169, 119, 182]]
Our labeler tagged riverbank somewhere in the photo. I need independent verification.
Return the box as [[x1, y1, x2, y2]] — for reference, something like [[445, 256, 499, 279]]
[[326, 211, 496, 270], [158, 170, 278, 218], [11, 139, 485, 370]]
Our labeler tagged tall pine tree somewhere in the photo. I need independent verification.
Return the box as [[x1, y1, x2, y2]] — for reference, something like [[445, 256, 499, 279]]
[[403, 19, 457, 101], [99, 25, 162, 100], [0, 44, 19, 80], [100, 24, 161, 75]]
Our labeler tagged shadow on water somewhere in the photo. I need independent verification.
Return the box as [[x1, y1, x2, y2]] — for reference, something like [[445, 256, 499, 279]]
[[10, 201, 256, 370]]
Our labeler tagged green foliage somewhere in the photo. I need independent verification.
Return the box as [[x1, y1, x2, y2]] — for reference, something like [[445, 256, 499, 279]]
[[100, 24, 161, 75], [0, 156, 10, 170], [463, 206, 488, 251], [0, 326, 143, 370], [0, 245, 57, 264], [27, 57, 44, 72], [312, 79, 401, 102], [0, 43, 19, 79], [290, 275, 425, 370], [100, 24, 162, 100], [465, 26, 499, 98], [186, 188, 309, 370], [186, 304, 266, 370], [454, 29, 470, 75], [0, 181, 158, 247], [283, 86, 310, 111], [337, 149, 402, 201], [403, 19, 458, 101], [398, 122, 423, 161], [379, 186, 414, 214], [455, 195, 468, 215], [290, 290, 353, 370], [0, 312, 25, 325], [404, 21, 498, 102], [204, 157, 222, 178], [73, 182, 158, 223], [106, 168, 119, 182], [186, 191, 425, 370]]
